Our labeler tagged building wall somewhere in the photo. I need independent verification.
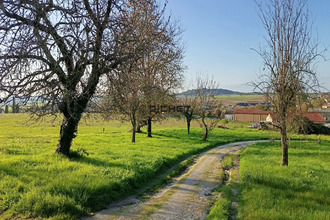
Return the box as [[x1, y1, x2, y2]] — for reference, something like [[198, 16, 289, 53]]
[[225, 114, 234, 121], [234, 113, 268, 122]]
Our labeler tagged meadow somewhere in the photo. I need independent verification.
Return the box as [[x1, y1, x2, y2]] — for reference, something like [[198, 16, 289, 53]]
[[215, 94, 264, 106], [206, 140, 330, 220], [238, 141, 330, 220], [0, 114, 273, 219]]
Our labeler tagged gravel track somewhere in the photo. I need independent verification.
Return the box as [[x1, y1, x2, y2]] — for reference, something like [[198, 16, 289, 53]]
[[83, 140, 267, 220]]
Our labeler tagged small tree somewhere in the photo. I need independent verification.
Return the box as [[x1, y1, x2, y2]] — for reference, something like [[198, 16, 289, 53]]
[[178, 85, 199, 135], [105, 69, 145, 143], [195, 76, 223, 141], [182, 97, 197, 134], [254, 0, 322, 166], [103, 0, 184, 143], [138, 2, 184, 138]]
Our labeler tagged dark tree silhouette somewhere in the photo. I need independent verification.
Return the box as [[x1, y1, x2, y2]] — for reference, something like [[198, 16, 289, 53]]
[[0, 1, 142, 156]]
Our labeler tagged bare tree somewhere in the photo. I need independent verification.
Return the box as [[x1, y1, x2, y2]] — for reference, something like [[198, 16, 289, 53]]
[[134, 2, 184, 138], [254, 0, 322, 166], [102, 0, 184, 142], [104, 66, 145, 143], [0, 1, 141, 156], [180, 96, 197, 134], [195, 76, 223, 141], [178, 81, 199, 134]]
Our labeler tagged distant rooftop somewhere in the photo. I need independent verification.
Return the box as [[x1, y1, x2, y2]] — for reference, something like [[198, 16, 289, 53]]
[[303, 113, 325, 123], [233, 109, 270, 115]]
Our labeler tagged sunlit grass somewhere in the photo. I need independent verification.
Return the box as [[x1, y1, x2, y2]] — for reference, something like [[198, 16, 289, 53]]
[[215, 94, 263, 101], [0, 114, 275, 219], [3, 114, 326, 219], [238, 141, 330, 220]]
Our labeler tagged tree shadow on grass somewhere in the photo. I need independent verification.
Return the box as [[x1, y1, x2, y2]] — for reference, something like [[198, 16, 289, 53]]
[[242, 180, 330, 215], [70, 155, 127, 169], [290, 151, 330, 158], [0, 165, 19, 177], [152, 129, 203, 142]]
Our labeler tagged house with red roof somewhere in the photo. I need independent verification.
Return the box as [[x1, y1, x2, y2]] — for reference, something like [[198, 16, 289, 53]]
[[234, 108, 326, 126], [308, 108, 330, 122], [302, 113, 326, 125], [266, 112, 325, 125]]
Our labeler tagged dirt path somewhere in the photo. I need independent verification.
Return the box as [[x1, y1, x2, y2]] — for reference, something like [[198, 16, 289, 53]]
[[83, 140, 267, 220]]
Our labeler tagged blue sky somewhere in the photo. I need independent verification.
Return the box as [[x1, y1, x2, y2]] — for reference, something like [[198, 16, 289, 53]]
[[163, 0, 330, 92]]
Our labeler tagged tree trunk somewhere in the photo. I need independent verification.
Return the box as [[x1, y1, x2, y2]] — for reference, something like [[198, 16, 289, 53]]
[[12, 97, 16, 113], [132, 124, 136, 143], [56, 115, 80, 156], [136, 124, 142, 133], [202, 117, 208, 141], [187, 118, 191, 134], [56, 95, 89, 156], [131, 110, 136, 143], [147, 116, 152, 137], [203, 129, 208, 141], [280, 118, 288, 166]]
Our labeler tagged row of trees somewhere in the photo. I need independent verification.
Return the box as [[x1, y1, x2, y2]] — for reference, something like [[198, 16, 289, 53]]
[[101, 1, 184, 143], [102, 73, 223, 143], [2, 104, 19, 113], [0, 0, 223, 153]]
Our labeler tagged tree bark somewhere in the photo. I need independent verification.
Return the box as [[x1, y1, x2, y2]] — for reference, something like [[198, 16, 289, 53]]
[[280, 118, 288, 166], [203, 129, 208, 141], [56, 115, 80, 156], [56, 96, 89, 156], [187, 118, 191, 134], [147, 116, 152, 137], [136, 124, 142, 133], [12, 97, 16, 114], [202, 117, 208, 141], [132, 124, 136, 143]]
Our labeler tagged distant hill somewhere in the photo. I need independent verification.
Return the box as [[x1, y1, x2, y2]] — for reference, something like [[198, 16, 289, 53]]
[[178, 88, 259, 96]]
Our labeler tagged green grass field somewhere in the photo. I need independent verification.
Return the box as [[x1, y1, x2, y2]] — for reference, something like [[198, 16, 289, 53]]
[[215, 94, 264, 106], [207, 140, 330, 220], [0, 114, 272, 219], [238, 141, 330, 220], [215, 94, 263, 101]]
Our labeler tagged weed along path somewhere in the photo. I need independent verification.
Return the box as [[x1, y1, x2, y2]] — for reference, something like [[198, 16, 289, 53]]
[[84, 140, 268, 220]]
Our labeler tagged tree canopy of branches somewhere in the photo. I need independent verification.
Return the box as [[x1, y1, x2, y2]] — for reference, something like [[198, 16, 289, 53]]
[[178, 76, 222, 139], [195, 76, 222, 141], [103, 0, 184, 142], [0, 0, 143, 156], [139, 4, 184, 138], [254, 0, 321, 166]]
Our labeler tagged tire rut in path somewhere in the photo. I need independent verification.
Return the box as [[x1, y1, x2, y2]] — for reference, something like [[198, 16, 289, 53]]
[[83, 140, 267, 220]]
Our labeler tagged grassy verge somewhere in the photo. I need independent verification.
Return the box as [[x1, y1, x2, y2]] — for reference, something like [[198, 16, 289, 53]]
[[0, 114, 273, 219], [206, 153, 241, 220], [238, 141, 330, 219]]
